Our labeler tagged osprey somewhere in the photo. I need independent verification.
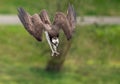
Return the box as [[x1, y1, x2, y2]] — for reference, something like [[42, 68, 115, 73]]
[[18, 4, 76, 56]]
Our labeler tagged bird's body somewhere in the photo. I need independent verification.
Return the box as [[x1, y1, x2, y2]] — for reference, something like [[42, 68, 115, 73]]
[[18, 4, 76, 56]]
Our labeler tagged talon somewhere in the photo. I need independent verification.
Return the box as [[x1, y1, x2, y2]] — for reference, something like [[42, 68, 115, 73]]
[[51, 52, 54, 56], [51, 51, 56, 56], [51, 51, 59, 56], [51, 50, 54, 56], [55, 51, 59, 56]]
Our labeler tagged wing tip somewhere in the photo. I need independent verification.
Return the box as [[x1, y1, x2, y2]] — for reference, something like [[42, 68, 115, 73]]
[[67, 3, 77, 29], [17, 7, 27, 16], [36, 38, 42, 42], [17, 7, 24, 13], [67, 37, 71, 40], [69, 4, 76, 19]]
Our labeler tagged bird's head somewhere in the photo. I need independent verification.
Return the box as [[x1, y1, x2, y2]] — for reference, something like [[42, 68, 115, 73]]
[[51, 37, 59, 47]]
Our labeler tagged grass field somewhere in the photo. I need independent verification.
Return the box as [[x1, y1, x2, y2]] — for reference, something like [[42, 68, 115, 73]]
[[0, 25, 120, 84], [0, 0, 120, 16]]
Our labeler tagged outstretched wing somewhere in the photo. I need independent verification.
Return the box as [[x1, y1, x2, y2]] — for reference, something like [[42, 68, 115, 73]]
[[39, 9, 52, 31], [52, 4, 76, 40], [39, 9, 51, 25], [39, 10, 58, 37], [67, 4, 76, 31], [18, 8, 44, 41], [53, 12, 72, 40]]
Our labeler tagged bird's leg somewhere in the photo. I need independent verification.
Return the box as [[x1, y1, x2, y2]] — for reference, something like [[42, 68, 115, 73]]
[[44, 31, 58, 56], [52, 43, 59, 56], [51, 41, 60, 56], [51, 37, 60, 56]]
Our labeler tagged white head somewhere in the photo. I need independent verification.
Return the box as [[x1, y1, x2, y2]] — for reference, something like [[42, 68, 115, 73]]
[[51, 37, 59, 47]]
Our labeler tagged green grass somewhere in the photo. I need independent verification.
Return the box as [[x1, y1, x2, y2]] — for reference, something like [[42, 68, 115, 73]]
[[0, 0, 120, 16], [0, 25, 120, 84]]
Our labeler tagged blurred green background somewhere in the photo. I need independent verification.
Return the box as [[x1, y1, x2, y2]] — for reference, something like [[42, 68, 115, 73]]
[[0, 0, 120, 84], [0, 0, 120, 16]]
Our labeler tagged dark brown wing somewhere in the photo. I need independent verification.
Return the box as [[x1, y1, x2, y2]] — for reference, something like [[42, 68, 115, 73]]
[[53, 12, 72, 40], [39, 9, 51, 25], [39, 10, 58, 37], [67, 4, 76, 31], [18, 8, 44, 41], [39, 9, 52, 31]]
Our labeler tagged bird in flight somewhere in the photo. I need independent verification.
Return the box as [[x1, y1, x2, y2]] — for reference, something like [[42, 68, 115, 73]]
[[18, 4, 76, 56]]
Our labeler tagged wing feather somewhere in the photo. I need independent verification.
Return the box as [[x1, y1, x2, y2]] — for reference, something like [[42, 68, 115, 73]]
[[39, 10, 51, 25], [67, 4, 76, 31], [39, 10, 58, 37], [18, 8, 44, 41], [52, 4, 76, 40], [53, 12, 72, 40]]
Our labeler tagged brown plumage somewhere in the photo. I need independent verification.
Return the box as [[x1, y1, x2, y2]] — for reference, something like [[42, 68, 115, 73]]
[[17, 4, 76, 42]]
